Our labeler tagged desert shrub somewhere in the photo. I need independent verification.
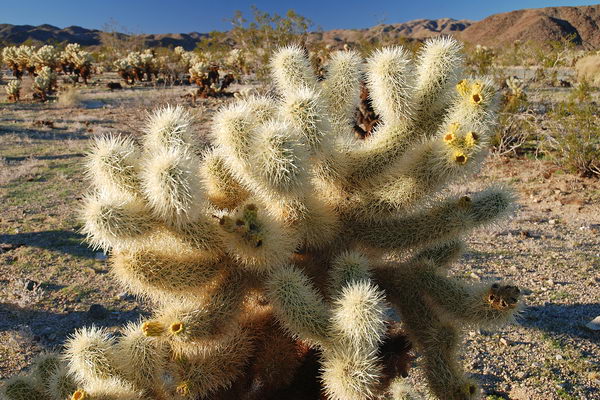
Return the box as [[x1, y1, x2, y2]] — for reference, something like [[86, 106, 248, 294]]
[[57, 87, 83, 107], [543, 99, 600, 177], [465, 44, 496, 75], [575, 54, 600, 87]]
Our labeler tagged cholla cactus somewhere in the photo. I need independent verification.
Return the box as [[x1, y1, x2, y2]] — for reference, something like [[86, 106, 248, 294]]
[[5, 79, 21, 102], [61, 43, 93, 84], [189, 61, 208, 83], [33, 66, 57, 101], [506, 76, 525, 99], [2, 46, 20, 78], [2, 38, 523, 400], [2, 45, 35, 78], [16, 45, 35, 76], [33, 44, 60, 71]]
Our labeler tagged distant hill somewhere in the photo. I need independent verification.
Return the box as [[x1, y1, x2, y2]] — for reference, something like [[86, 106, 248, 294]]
[[0, 4, 599, 50], [458, 5, 600, 49], [0, 24, 207, 50]]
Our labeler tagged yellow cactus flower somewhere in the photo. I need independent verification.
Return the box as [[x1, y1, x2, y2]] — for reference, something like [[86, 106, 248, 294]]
[[464, 131, 478, 149], [470, 81, 483, 105], [71, 390, 87, 400], [443, 122, 461, 144], [141, 321, 165, 337], [176, 381, 190, 396], [456, 79, 471, 97], [170, 321, 185, 335], [453, 151, 468, 165]]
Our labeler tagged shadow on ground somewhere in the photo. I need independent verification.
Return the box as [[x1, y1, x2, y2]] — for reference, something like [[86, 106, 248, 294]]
[[0, 230, 95, 259], [0, 302, 143, 344], [519, 302, 600, 340]]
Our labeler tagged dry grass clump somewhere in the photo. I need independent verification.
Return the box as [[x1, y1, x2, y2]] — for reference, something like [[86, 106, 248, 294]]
[[575, 55, 600, 86], [0, 157, 47, 186], [57, 87, 83, 108]]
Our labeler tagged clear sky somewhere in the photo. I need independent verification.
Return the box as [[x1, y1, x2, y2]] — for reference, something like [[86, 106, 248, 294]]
[[1, 1, 598, 33]]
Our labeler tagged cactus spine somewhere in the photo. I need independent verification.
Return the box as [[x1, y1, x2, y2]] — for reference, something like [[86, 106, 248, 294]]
[[1, 37, 522, 400]]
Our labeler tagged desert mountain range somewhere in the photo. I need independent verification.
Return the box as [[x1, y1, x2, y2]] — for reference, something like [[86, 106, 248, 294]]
[[0, 4, 599, 50]]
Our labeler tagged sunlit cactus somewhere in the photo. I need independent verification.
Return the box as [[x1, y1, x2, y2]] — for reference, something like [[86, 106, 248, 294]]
[[33, 65, 57, 101], [61, 43, 93, 84], [33, 45, 60, 71], [5, 79, 21, 102], [1, 37, 523, 400]]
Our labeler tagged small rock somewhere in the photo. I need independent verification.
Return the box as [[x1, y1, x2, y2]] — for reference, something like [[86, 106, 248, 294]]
[[555, 354, 563, 360], [549, 219, 557, 225], [24, 280, 38, 291], [585, 316, 600, 331], [88, 304, 108, 320]]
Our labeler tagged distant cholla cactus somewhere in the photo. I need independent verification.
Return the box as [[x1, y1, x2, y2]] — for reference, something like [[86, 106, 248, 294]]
[[61, 43, 93, 84], [33, 44, 60, 71], [506, 76, 525, 98], [2, 45, 35, 78], [188, 61, 208, 83], [16, 45, 36, 76], [33, 66, 57, 101], [1, 38, 523, 400], [2, 46, 21, 78], [5, 79, 21, 102]]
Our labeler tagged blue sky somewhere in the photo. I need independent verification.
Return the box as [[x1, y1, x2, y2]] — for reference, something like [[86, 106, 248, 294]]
[[2, 1, 598, 33]]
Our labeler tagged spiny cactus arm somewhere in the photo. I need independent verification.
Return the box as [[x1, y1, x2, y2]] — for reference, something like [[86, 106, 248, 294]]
[[355, 89, 497, 218], [266, 264, 331, 346], [139, 146, 205, 228], [199, 148, 249, 210], [47, 366, 78, 400], [321, 50, 362, 135], [417, 267, 522, 327], [320, 280, 389, 400], [344, 38, 464, 184], [321, 347, 383, 400], [142, 105, 196, 153], [71, 377, 143, 400], [212, 102, 310, 214], [170, 325, 255, 399], [216, 202, 297, 272], [364, 46, 413, 126], [352, 188, 514, 251], [271, 45, 317, 96], [329, 280, 388, 352], [373, 267, 479, 400], [110, 247, 224, 303], [419, 324, 480, 400], [81, 191, 154, 251], [30, 352, 62, 389], [112, 322, 168, 396], [154, 275, 248, 353], [85, 135, 142, 197], [413, 239, 465, 268], [328, 250, 372, 294], [64, 327, 119, 383], [0, 375, 47, 400], [249, 120, 310, 200], [411, 37, 464, 133]]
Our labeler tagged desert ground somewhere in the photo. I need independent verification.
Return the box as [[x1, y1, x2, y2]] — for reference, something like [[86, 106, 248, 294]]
[[0, 67, 599, 400]]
